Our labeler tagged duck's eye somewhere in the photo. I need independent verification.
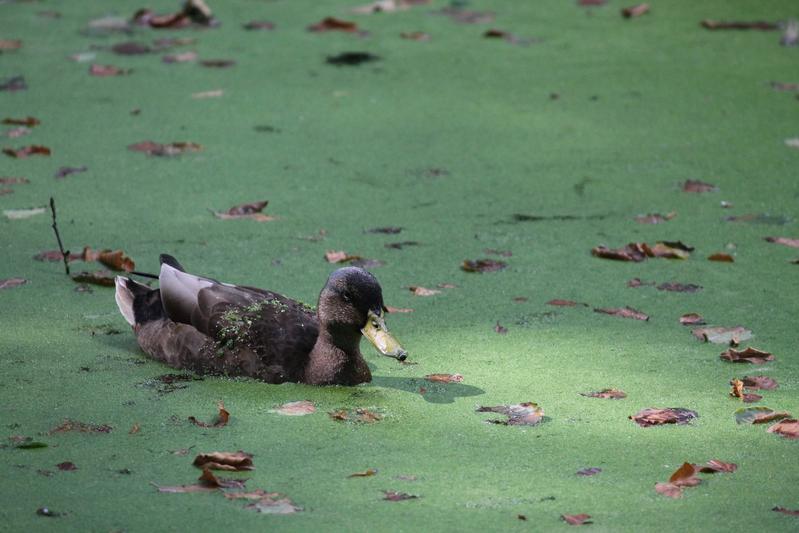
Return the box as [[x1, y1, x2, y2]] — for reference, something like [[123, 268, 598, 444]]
[[372, 320, 379, 328]]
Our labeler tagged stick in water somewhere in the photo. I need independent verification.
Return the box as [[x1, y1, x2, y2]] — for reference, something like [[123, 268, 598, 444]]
[[49, 197, 70, 275]]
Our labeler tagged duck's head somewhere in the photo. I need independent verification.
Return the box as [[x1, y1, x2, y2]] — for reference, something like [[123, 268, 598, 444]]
[[318, 267, 407, 361]]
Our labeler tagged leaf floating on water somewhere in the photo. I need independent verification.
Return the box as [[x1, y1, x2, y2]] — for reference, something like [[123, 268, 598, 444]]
[[701, 20, 779, 31], [408, 286, 440, 296], [238, 492, 303, 514], [476, 402, 544, 426], [576, 467, 602, 476], [424, 373, 463, 383], [49, 419, 112, 434], [634, 212, 675, 224], [483, 29, 539, 46], [679, 313, 705, 326], [243, 20, 275, 30], [708, 252, 734, 262], [328, 408, 382, 423], [163, 51, 198, 63], [697, 459, 738, 474], [767, 419, 799, 440], [741, 375, 778, 390], [773, 505, 799, 515], [189, 402, 230, 428], [386, 306, 413, 313], [81, 247, 136, 272], [326, 52, 380, 66], [629, 408, 697, 427], [729, 379, 761, 403], [621, 3, 649, 18], [308, 17, 363, 33], [71, 270, 115, 287], [581, 389, 626, 399], [0, 278, 27, 290], [692, 326, 752, 344], [200, 59, 236, 68], [193, 451, 254, 471], [461, 259, 507, 273], [128, 141, 201, 157], [112, 42, 151, 55], [400, 31, 430, 41], [383, 490, 418, 501], [365, 226, 402, 234], [561, 514, 592, 526], [655, 482, 683, 499], [720, 347, 774, 364], [2, 117, 39, 127], [3, 145, 50, 158], [682, 179, 717, 193], [191, 89, 223, 99], [89, 64, 131, 77], [54, 166, 88, 179], [156, 467, 246, 493], [214, 200, 274, 221], [56, 461, 77, 471], [348, 468, 377, 478], [734, 406, 791, 425], [325, 250, 363, 264], [547, 299, 588, 307], [352, 0, 429, 14], [269, 400, 316, 416], [594, 306, 649, 321], [764, 236, 799, 248], [0, 75, 27, 92]]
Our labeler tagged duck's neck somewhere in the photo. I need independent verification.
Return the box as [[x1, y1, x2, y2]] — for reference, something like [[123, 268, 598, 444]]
[[305, 325, 371, 385]]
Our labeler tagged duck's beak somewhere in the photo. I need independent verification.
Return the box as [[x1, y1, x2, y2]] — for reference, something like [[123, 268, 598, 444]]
[[361, 309, 407, 361]]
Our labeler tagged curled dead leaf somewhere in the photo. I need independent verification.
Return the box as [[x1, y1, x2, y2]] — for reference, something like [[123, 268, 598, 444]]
[[581, 388, 626, 399], [89, 64, 131, 76], [679, 313, 705, 326], [692, 326, 752, 344], [741, 375, 778, 390], [71, 271, 115, 287], [682, 179, 717, 193], [767, 419, 799, 440], [269, 400, 316, 416], [214, 201, 274, 221], [765, 236, 799, 248], [708, 252, 734, 262], [188, 402, 229, 428], [461, 258, 507, 272], [383, 490, 417, 501], [547, 299, 589, 307], [594, 306, 649, 321], [325, 250, 363, 264], [3, 145, 50, 158], [348, 468, 377, 478], [720, 347, 774, 364], [561, 514, 592, 526], [424, 373, 463, 383], [621, 3, 649, 18], [0, 278, 27, 290], [193, 451, 254, 471], [629, 408, 698, 427], [128, 141, 201, 157], [408, 286, 440, 296]]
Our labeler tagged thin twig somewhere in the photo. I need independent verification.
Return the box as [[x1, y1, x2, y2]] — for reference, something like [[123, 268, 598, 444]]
[[49, 197, 70, 275]]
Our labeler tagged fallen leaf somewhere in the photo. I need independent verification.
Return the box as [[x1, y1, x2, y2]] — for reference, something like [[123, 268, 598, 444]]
[[708, 252, 734, 262], [512, 296, 528, 303], [0, 177, 29, 185], [132, 0, 216, 29], [89, 64, 131, 77], [461, 259, 507, 272], [701, 20, 779, 31], [433, 6, 494, 24], [697, 460, 738, 474], [494, 322, 508, 334], [269, 400, 316, 416], [2, 117, 39, 127], [243, 21, 275, 30], [386, 306, 413, 313], [0, 75, 26, 92], [239, 492, 302, 514], [767, 419, 799, 440], [547, 299, 588, 307], [326, 250, 363, 264], [741, 375, 778, 390], [191, 89, 223, 99], [71, 271, 115, 287], [213, 200, 273, 221], [129, 423, 140, 434], [366, 226, 402, 234], [634, 212, 675, 224], [669, 463, 702, 488], [629, 408, 698, 427], [57, 462, 77, 471], [81, 247, 136, 272], [384, 241, 419, 250], [424, 374, 463, 383], [764, 236, 799, 248], [49, 419, 112, 434], [112, 42, 151, 55], [621, 3, 649, 18], [156, 468, 246, 493], [773, 505, 799, 516], [408, 286, 440, 296], [193, 451, 254, 471], [0, 39, 22, 51], [656, 282, 702, 293], [720, 347, 774, 364], [682, 179, 717, 193], [163, 51, 198, 63], [561, 514, 592, 526], [54, 166, 88, 179], [3, 145, 50, 158], [200, 59, 236, 68], [188, 402, 230, 428], [594, 307, 649, 321], [383, 490, 417, 501], [326, 52, 380, 66], [128, 141, 201, 157], [650, 241, 693, 259], [680, 313, 706, 326], [400, 31, 430, 41], [734, 406, 791, 425], [0, 278, 27, 290], [655, 482, 683, 499], [308, 17, 362, 33], [348, 468, 377, 478], [729, 378, 761, 403], [476, 402, 544, 426], [483, 29, 539, 46], [576, 467, 602, 477], [581, 389, 626, 399], [692, 326, 752, 344], [328, 408, 382, 423]]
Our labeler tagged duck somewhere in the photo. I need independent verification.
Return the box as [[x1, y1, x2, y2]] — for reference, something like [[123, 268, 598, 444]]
[[114, 254, 407, 385]]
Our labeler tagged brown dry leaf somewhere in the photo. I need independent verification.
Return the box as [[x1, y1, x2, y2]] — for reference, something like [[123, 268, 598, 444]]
[[408, 286, 440, 296], [494, 322, 508, 334], [655, 482, 683, 499], [692, 326, 752, 344], [348, 468, 377, 478], [308, 17, 362, 33], [163, 51, 198, 63], [767, 419, 799, 440], [383, 490, 418, 501], [128, 141, 201, 157], [682, 179, 717, 192], [400, 31, 430, 41], [765, 236, 799, 248], [3, 145, 51, 158], [129, 423, 140, 434], [594, 306, 649, 321], [57, 461, 77, 471], [476, 402, 544, 426], [188, 402, 230, 428], [71, 271, 115, 287], [669, 462, 701, 486], [328, 408, 382, 424], [4, 207, 46, 219], [193, 451, 254, 471], [34, 250, 82, 262], [0, 177, 29, 185], [735, 406, 791, 425], [214, 201, 274, 222], [89, 64, 130, 76], [701, 20, 779, 30], [575, 467, 602, 476], [773, 505, 799, 515], [461, 258, 507, 272], [708, 252, 734, 262], [4, 126, 30, 138], [54, 166, 88, 179], [629, 408, 698, 427], [720, 347, 774, 364], [49, 419, 112, 434], [634, 212, 675, 224], [0, 278, 27, 290], [269, 400, 316, 416], [386, 306, 413, 313], [112, 42, 151, 55], [581, 388, 627, 399], [741, 375, 778, 390], [156, 468, 246, 493], [2, 117, 39, 127], [424, 373, 463, 383], [81, 247, 135, 272], [591, 242, 649, 262], [547, 299, 588, 307], [365, 226, 402, 234], [483, 29, 538, 46], [697, 460, 738, 474], [561, 514, 592, 526], [0, 39, 22, 51], [729, 378, 759, 403], [657, 282, 702, 293], [325, 250, 363, 263], [621, 3, 649, 18], [680, 313, 706, 326], [650, 241, 693, 259]]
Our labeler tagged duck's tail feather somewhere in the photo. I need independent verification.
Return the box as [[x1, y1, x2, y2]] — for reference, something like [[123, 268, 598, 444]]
[[115, 276, 164, 326], [159, 253, 186, 272]]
